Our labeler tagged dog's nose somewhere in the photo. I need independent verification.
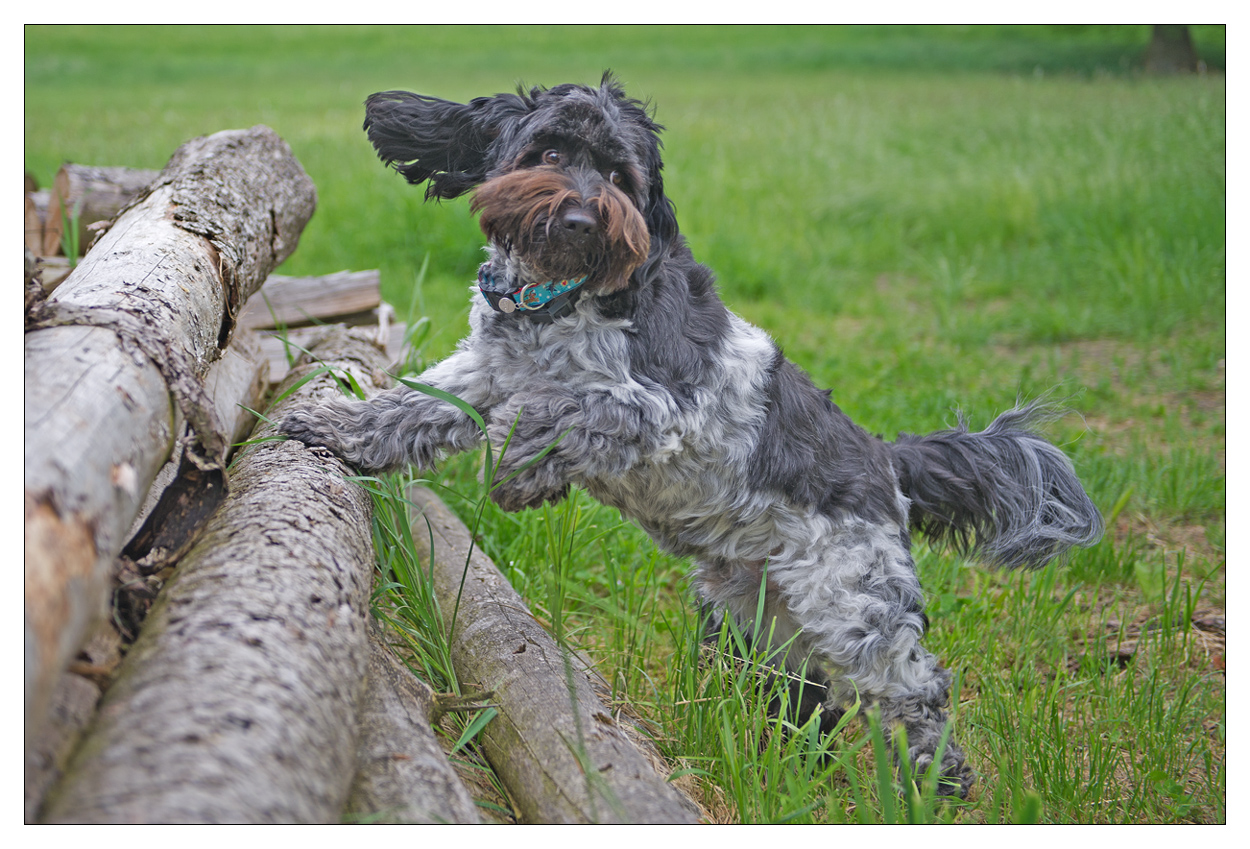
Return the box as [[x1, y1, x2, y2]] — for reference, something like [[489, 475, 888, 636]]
[[561, 209, 598, 237]]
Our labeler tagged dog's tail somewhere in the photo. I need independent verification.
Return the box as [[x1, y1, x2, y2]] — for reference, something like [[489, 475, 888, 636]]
[[889, 401, 1103, 569]]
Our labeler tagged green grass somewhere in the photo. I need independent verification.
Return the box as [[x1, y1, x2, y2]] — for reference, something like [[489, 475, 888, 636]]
[[26, 25, 1225, 824]]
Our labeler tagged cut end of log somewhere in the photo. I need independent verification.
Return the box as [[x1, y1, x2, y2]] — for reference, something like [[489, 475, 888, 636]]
[[24, 493, 101, 729]]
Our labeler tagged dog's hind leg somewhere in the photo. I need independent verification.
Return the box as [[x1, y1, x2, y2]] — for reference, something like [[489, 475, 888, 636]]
[[768, 521, 974, 798], [697, 593, 845, 735]]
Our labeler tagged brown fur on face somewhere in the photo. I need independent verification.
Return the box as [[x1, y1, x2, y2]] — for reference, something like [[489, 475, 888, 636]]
[[470, 166, 650, 293]]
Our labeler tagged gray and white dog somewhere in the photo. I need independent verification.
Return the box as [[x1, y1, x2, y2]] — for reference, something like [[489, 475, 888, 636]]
[[282, 74, 1103, 796]]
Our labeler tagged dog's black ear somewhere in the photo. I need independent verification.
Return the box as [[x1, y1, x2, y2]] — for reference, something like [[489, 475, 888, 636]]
[[643, 153, 679, 247], [364, 90, 532, 200], [596, 72, 680, 247]]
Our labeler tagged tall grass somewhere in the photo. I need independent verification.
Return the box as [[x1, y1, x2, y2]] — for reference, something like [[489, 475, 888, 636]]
[[26, 26, 1225, 823]]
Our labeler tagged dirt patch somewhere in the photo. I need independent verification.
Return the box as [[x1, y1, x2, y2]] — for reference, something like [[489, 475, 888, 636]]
[[1071, 604, 1225, 676], [1112, 513, 1225, 575]]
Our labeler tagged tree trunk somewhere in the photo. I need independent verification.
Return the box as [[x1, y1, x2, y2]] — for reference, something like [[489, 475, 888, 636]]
[[346, 623, 482, 824], [408, 487, 702, 824], [24, 125, 316, 743], [40, 327, 389, 824], [1144, 25, 1200, 74]]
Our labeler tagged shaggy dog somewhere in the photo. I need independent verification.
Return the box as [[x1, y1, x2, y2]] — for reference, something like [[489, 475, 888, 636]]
[[282, 74, 1103, 797]]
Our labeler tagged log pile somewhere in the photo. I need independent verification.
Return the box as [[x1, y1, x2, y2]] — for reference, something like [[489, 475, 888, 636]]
[[410, 488, 701, 824], [24, 127, 700, 824]]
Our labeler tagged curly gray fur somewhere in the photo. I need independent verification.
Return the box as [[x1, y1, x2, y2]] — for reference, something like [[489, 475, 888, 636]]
[[282, 74, 1103, 799]]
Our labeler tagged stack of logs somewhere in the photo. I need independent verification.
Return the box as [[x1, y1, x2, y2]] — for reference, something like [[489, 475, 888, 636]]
[[24, 126, 700, 824]]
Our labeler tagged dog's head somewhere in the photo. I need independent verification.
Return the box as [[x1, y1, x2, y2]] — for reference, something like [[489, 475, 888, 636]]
[[364, 72, 676, 294]]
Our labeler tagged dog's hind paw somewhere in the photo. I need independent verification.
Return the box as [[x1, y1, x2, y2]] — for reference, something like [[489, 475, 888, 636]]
[[913, 749, 975, 799]]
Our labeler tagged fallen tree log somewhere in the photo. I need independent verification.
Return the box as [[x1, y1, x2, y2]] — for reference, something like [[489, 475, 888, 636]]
[[238, 269, 383, 330], [24, 329, 269, 820], [112, 327, 271, 637], [347, 623, 482, 824], [23, 624, 121, 824], [41, 327, 388, 824], [257, 318, 407, 385], [408, 486, 702, 824], [24, 125, 317, 742], [42, 163, 160, 257], [240, 268, 404, 384]]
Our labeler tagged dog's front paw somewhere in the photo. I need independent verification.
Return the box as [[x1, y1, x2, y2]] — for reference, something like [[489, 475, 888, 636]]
[[279, 407, 372, 471], [280, 408, 341, 452]]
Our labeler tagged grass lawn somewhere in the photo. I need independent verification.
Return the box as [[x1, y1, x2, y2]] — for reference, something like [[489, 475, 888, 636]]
[[26, 25, 1226, 823]]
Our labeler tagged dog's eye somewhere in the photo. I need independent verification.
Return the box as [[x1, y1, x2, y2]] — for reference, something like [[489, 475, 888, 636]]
[[609, 170, 624, 187], [542, 149, 561, 165]]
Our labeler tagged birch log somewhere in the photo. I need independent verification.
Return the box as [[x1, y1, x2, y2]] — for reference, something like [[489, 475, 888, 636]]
[[24, 126, 316, 740], [41, 327, 388, 824], [409, 487, 701, 824]]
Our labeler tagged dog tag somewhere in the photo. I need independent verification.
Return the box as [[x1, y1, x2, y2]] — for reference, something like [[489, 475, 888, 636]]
[[497, 297, 517, 313]]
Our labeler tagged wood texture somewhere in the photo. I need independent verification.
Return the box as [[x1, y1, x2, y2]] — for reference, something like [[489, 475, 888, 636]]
[[347, 626, 482, 824], [238, 269, 382, 330], [43, 164, 160, 256], [25, 189, 46, 253], [41, 327, 389, 823], [409, 487, 701, 824], [24, 125, 317, 740]]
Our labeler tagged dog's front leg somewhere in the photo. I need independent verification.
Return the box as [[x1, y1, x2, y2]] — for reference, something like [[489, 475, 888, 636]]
[[280, 352, 494, 475], [486, 389, 652, 513]]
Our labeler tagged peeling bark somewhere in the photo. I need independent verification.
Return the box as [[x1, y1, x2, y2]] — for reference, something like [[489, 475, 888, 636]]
[[41, 327, 388, 824], [409, 487, 701, 824], [24, 126, 316, 739]]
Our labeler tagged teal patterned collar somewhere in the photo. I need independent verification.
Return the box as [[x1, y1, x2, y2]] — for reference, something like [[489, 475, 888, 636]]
[[477, 264, 588, 323]]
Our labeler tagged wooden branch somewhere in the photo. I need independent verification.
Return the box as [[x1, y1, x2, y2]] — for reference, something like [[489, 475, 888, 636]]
[[41, 327, 389, 824], [42, 164, 160, 256], [24, 126, 317, 742], [347, 624, 482, 824], [238, 269, 382, 330], [408, 487, 701, 824]]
